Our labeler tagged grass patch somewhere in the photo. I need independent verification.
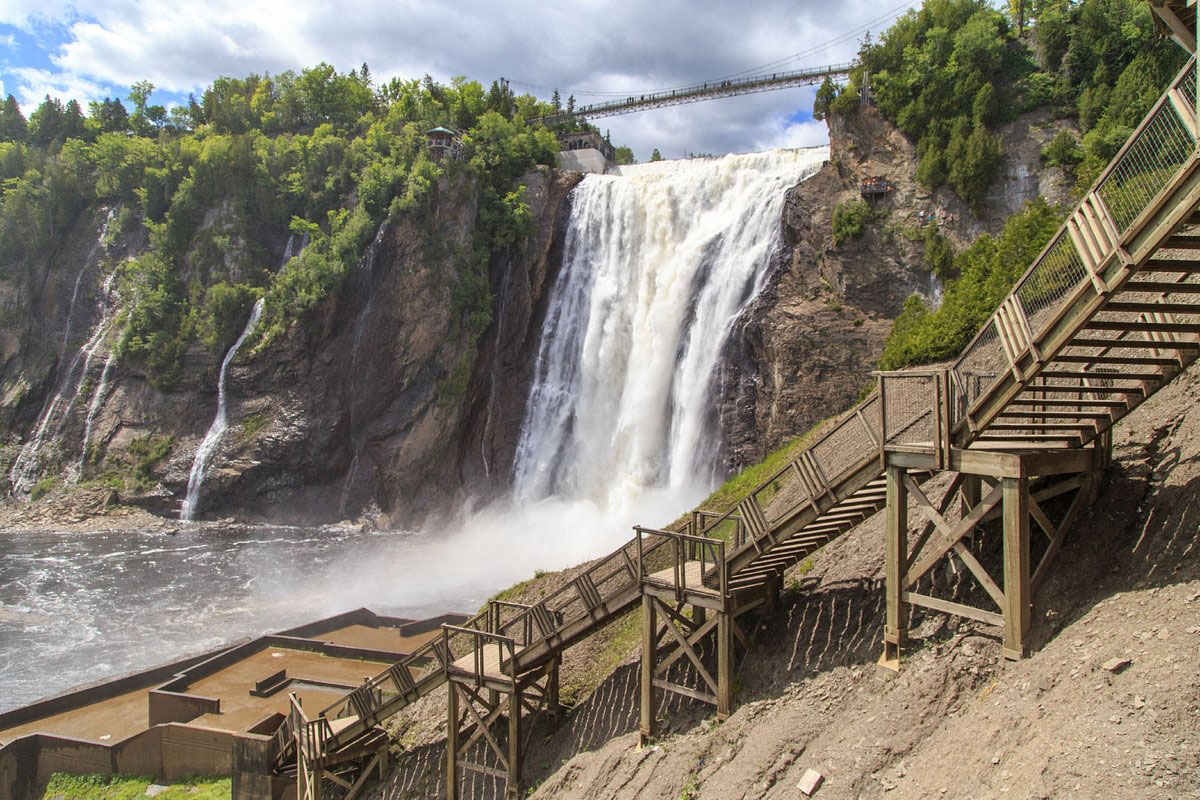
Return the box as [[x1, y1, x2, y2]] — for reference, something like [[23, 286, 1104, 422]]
[[693, 417, 831, 518], [559, 607, 641, 707], [39, 774, 230, 800], [30, 475, 59, 501], [237, 412, 268, 442]]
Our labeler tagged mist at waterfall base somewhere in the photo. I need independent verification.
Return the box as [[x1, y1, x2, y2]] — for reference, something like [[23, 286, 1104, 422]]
[[0, 148, 828, 711]]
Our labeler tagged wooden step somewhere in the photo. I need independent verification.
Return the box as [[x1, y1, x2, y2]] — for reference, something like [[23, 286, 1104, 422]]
[[1052, 354, 1180, 367], [1103, 301, 1200, 314], [1067, 337, 1199, 350], [1084, 320, 1200, 333], [1007, 397, 1128, 408], [1123, 281, 1200, 293]]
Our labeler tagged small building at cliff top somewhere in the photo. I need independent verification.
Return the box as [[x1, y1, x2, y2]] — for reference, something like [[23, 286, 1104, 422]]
[[558, 130, 616, 174], [426, 126, 463, 161]]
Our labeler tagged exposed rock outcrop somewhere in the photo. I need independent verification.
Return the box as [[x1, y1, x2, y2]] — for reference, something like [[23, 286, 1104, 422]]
[[718, 104, 1074, 469]]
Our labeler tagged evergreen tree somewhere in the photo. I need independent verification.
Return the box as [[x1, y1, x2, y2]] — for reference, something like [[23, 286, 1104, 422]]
[[551, 89, 561, 112], [650, 148, 663, 162], [0, 94, 27, 142], [62, 99, 87, 140], [28, 96, 65, 145], [88, 97, 130, 134]]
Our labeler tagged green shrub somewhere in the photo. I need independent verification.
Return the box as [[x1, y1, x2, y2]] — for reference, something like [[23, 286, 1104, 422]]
[[1041, 129, 1082, 169], [924, 225, 955, 281], [832, 199, 871, 247], [879, 197, 1064, 369], [126, 434, 173, 487]]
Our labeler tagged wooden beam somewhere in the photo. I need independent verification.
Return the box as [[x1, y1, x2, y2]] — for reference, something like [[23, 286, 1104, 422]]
[[905, 482, 1004, 585], [717, 610, 733, 719], [446, 682, 459, 800], [903, 591, 1005, 627]]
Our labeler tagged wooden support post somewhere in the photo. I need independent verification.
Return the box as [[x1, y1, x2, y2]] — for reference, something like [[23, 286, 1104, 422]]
[[716, 609, 733, 720], [960, 474, 981, 518], [506, 688, 522, 800], [547, 659, 561, 720], [961, 474, 981, 548], [446, 683, 459, 800], [764, 572, 781, 615], [639, 593, 655, 745], [1002, 476, 1031, 660], [882, 463, 908, 669]]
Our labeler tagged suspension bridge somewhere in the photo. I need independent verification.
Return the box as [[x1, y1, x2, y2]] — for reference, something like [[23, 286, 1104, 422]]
[[531, 62, 854, 126], [276, 7, 1200, 799]]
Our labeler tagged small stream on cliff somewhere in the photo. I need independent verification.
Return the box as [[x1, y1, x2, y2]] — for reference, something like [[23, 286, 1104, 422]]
[[1, 148, 829, 713]]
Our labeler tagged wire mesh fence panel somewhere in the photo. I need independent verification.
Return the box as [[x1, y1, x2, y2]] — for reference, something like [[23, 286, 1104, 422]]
[[882, 373, 935, 448], [1017, 233, 1089, 338], [1177, 61, 1198, 116], [1097, 100, 1195, 233], [954, 322, 1005, 408], [751, 461, 806, 521], [810, 413, 873, 483]]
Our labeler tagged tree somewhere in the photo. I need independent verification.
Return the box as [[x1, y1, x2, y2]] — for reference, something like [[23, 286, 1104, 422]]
[[650, 148, 663, 162], [28, 96, 65, 145], [813, 77, 839, 121], [0, 95, 27, 142], [62, 99, 87, 140], [613, 146, 635, 165], [88, 97, 130, 134], [551, 89, 561, 112], [129, 81, 154, 115]]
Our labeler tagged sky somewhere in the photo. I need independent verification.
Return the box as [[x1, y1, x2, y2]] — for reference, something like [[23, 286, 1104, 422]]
[[0, 0, 921, 161]]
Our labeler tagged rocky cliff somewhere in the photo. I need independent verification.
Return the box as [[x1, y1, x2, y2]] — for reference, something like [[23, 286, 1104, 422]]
[[717, 103, 1074, 469], [0, 100, 1069, 525], [0, 167, 581, 526]]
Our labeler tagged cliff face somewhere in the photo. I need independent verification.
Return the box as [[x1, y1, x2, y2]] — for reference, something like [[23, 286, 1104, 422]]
[[718, 104, 1073, 469], [0, 167, 581, 525], [0, 102, 1068, 524]]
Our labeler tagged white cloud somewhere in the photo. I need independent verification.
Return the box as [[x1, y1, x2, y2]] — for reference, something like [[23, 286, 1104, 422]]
[[10, 66, 110, 108], [3, 0, 912, 156], [773, 118, 831, 150]]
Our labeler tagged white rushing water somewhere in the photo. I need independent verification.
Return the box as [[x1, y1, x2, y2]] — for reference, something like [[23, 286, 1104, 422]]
[[181, 298, 265, 521], [10, 212, 118, 496], [513, 147, 828, 514]]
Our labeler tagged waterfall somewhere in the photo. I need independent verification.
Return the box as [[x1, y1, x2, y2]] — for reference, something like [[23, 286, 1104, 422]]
[[512, 147, 828, 513], [181, 298, 265, 521], [10, 213, 119, 496], [78, 352, 117, 474], [338, 223, 388, 517]]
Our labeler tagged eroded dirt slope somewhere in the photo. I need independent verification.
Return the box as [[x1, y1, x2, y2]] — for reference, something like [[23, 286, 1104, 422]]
[[371, 361, 1200, 800]]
